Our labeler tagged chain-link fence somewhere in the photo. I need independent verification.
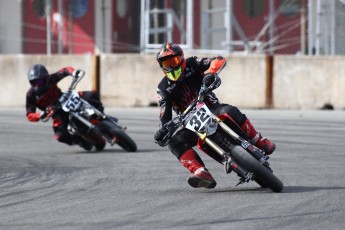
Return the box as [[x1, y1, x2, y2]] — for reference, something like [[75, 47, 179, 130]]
[[0, 0, 344, 55]]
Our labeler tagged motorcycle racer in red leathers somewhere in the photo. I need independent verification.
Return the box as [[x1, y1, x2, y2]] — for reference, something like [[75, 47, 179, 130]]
[[154, 43, 276, 189]]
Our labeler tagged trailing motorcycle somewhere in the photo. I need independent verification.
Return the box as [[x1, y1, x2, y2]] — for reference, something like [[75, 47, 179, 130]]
[[41, 70, 137, 152], [157, 83, 283, 192]]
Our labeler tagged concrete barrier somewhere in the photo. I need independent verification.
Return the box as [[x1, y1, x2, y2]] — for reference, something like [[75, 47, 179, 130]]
[[0, 54, 344, 110], [100, 54, 268, 108], [0, 55, 95, 107], [215, 55, 268, 108], [100, 54, 162, 107], [274, 55, 345, 109]]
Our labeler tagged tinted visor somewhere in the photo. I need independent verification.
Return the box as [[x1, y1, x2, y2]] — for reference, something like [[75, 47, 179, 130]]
[[30, 78, 46, 88], [161, 56, 182, 72]]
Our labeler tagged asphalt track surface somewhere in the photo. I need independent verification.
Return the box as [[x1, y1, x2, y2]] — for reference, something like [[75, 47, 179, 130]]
[[0, 107, 345, 230]]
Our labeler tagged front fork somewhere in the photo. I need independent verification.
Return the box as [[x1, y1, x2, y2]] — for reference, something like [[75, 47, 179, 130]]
[[214, 117, 270, 166], [196, 118, 270, 180], [194, 127, 248, 177], [71, 110, 123, 145], [70, 112, 95, 130], [69, 112, 104, 142]]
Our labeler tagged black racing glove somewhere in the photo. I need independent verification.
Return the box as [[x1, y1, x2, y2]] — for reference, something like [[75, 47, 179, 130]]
[[199, 73, 221, 101], [202, 73, 221, 89], [203, 73, 215, 87], [154, 128, 170, 147]]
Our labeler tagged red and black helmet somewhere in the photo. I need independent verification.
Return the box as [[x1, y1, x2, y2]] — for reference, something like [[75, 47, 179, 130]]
[[156, 43, 186, 81]]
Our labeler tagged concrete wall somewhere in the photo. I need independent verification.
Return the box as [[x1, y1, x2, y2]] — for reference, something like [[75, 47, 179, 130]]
[[1, 54, 344, 110], [274, 56, 345, 109], [0, 55, 95, 107], [100, 54, 161, 106], [217, 55, 267, 108], [100, 54, 268, 108]]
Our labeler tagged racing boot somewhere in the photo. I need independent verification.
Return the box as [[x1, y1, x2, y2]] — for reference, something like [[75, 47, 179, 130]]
[[95, 141, 106, 151], [72, 135, 93, 151], [179, 149, 217, 189], [241, 118, 276, 155]]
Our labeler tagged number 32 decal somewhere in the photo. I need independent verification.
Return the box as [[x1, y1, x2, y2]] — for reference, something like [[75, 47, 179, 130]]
[[186, 108, 211, 131]]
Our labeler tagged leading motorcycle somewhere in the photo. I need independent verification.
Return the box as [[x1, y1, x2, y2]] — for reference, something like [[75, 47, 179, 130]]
[[41, 70, 137, 152], [156, 82, 283, 192]]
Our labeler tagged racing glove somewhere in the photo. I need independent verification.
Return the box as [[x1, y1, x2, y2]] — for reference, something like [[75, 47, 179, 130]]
[[154, 128, 170, 147], [26, 111, 51, 122], [202, 73, 221, 89], [27, 112, 40, 122], [199, 73, 221, 100], [59, 66, 75, 76]]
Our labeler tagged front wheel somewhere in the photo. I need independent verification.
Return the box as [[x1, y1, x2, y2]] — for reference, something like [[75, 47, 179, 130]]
[[99, 120, 137, 152], [231, 146, 283, 193]]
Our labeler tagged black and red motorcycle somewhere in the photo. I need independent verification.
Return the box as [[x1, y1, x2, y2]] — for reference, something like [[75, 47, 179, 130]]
[[156, 83, 283, 192], [41, 70, 137, 152]]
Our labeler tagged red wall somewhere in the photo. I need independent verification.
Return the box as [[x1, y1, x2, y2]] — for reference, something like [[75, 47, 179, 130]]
[[23, 0, 95, 54], [233, 0, 306, 54]]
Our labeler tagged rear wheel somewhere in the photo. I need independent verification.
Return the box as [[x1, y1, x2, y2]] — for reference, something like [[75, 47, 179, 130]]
[[231, 146, 283, 193], [99, 120, 137, 152]]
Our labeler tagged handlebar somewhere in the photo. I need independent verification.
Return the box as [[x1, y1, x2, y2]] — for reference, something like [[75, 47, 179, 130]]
[[69, 69, 85, 91], [40, 105, 57, 122]]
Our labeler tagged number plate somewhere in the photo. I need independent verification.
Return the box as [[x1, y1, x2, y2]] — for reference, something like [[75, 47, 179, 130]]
[[61, 91, 82, 112], [185, 102, 212, 132]]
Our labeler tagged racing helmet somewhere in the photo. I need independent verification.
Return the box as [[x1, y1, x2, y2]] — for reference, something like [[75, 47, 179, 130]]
[[28, 64, 49, 94], [156, 43, 186, 81]]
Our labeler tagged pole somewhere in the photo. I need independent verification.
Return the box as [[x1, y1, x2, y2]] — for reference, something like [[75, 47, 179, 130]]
[[140, 0, 145, 53], [57, 0, 63, 54], [186, 0, 193, 49], [300, 1, 306, 54], [269, 0, 275, 55], [92, 55, 100, 93], [68, 1, 74, 54], [330, 0, 336, 55], [101, 0, 106, 53], [45, 0, 52, 55], [307, 0, 314, 55], [265, 55, 274, 108], [315, 0, 321, 55]]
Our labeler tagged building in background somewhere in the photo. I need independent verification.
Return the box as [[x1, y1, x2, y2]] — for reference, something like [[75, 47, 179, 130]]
[[0, 0, 344, 55]]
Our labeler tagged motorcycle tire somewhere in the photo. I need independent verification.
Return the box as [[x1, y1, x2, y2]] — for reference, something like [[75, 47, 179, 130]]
[[253, 176, 268, 188], [99, 120, 137, 152], [231, 145, 283, 193]]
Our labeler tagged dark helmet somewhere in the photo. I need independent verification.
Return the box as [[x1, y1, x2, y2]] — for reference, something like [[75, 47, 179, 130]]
[[156, 42, 186, 81], [28, 64, 49, 94]]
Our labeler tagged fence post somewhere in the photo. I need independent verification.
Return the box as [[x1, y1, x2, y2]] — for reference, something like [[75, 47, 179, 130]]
[[92, 55, 100, 94], [265, 55, 274, 108]]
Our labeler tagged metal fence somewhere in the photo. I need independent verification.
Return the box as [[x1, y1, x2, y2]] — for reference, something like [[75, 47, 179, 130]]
[[0, 0, 344, 55]]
